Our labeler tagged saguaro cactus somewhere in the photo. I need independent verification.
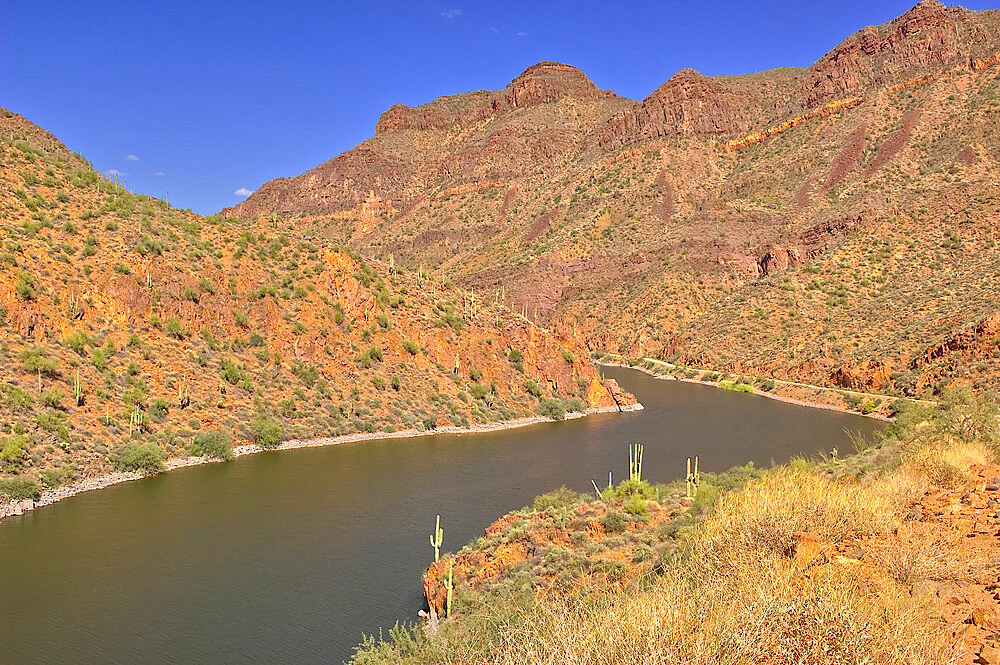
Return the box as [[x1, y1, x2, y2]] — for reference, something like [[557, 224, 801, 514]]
[[629, 443, 644, 482], [430, 514, 443, 563], [445, 560, 454, 618], [686, 456, 700, 499], [74, 369, 84, 406]]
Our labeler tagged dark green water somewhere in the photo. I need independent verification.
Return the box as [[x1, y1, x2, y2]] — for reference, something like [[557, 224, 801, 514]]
[[0, 367, 881, 664]]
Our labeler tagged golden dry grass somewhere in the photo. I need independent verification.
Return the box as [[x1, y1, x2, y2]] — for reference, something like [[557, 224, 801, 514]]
[[355, 439, 995, 664]]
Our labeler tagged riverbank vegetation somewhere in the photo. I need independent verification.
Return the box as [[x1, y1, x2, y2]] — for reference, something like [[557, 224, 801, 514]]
[[352, 387, 999, 663]]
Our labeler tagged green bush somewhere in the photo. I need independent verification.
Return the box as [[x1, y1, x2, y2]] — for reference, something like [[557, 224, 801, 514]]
[[15, 272, 36, 301], [532, 486, 590, 512], [109, 442, 166, 474], [194, 430, 235, 460], [40, 389, 64, 408], [0, 476, 39, 500], [251, 415, 283, 449], [0, 436, 29, 472], [63, 330, 92, 355], [358, 346, 383, 368], [524, 380, 543, 397], [622, 494, 648, 515], [535, 399, 566, 420], [600, 511, 626, 533], [165, 317, 186, 338], [19, 346, 57, 376], [402, 339, 419, 355], [41, 468, 70, 488]]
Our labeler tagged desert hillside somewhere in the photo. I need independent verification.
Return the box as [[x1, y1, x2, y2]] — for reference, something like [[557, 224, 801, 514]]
[[226, 0, 1000, 401], [0, 109, 630, 498]]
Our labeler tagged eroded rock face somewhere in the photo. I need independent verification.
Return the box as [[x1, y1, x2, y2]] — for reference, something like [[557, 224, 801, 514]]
[[759, 246, 802, 276], [599, 69, 743, 147], [802, 0, 966, 106], [375, 62, 618, 135]]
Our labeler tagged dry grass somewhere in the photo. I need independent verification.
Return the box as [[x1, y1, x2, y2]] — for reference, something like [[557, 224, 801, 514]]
[[355, 439, 996, 664], [449, 552, 950, 665], [697, 468, 904, 564]]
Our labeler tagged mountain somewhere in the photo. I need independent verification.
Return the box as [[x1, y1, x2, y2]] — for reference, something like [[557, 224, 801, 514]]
[[0, 109, 631, 494], [225, 0, 1000, 399]]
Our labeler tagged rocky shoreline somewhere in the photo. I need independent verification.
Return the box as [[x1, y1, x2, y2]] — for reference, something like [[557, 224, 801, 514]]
[[599, 360, 895, 421], [0, 403, 642, 523]]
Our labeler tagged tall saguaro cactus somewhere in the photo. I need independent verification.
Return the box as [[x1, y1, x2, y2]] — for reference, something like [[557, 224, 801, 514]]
[[686, 456, 700, 499], [445, 560, 454, 617], [430, 514, 443, 563], [628, 443, 644, 482]]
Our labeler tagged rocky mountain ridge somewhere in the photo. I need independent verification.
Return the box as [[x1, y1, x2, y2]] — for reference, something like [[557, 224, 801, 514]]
[[224, 0, 1000, 404]]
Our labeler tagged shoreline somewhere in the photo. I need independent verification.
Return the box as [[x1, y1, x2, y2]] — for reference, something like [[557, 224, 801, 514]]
[[0, 403, 643, 523], [599, 360, 893, 421]]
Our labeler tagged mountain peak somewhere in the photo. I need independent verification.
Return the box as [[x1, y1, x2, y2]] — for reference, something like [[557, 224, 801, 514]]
[[507, 61, 591, 87], [504, 61, 618, 105]]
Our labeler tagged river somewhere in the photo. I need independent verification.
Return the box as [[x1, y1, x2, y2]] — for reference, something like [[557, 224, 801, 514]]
[[0, 366, 882, 664]]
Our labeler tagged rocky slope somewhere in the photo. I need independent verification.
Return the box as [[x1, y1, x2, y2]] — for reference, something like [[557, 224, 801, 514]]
[[0, 109, 632, 500], [226, 0, 1000, 405]]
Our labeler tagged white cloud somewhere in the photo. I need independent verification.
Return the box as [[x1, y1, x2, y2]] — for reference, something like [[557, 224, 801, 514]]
[[490, 26, 498, 34], [234, 187, 254, 197], [124, 154, 139, 161], [441, 8, 462, 18], [105, 169, 126, 177], [153, 171, 166, 176], [516, 31, 527, 37]]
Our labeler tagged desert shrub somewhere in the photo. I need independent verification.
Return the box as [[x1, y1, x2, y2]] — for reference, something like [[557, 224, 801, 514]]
[[63, 330, 92, 355], [220, 358, 244, 384], [524, 380, 543, 397], [41, 468, 70, 488], [40, 388, 64, 408], [535, 399, 567, 420], [403, 339, 419, 355], [600, 511, 626, 533], [165, 317, 186, 338], [251, 415, 283, 449], [532, 486, 590, 512], [0, 476, 39, 500], [292, 362, 320, 388], [0, 436, 29, 471], [92, 344, 111, 371], [15, 271, 36, 300], [931, 386, 999, 446], [149, 397, 169, 421], [20, 346, 57, 376], [358, 346, 383, 368], [109, 442, 166, 474], [193, 430, 234, 460], [0, 383, 33, 412]]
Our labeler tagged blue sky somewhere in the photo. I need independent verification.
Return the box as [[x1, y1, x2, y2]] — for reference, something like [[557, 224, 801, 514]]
[[3, 1, 995, 214]]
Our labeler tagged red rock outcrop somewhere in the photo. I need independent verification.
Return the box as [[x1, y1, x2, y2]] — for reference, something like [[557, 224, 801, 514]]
[[375, 62, 619, 135], [802, 0, 967, 107]]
